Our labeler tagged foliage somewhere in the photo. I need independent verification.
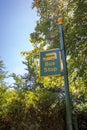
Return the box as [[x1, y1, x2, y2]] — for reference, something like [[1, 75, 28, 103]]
[[0, 0, 87, 130], [0, 86, 87, 130], [0, 59, 6, 83], [0, 87, 66, 130], [10, 58, 38, 90], [31, 0, 87, 90]]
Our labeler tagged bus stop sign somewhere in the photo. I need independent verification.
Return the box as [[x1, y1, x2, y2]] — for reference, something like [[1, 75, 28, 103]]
[[40, 49, 62, 77]]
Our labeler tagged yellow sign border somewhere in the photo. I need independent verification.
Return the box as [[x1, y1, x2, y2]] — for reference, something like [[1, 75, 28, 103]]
[[39, 48, 63, 77]]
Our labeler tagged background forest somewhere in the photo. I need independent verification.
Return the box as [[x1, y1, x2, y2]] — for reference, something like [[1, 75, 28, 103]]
[[0, 0, 87, 130]]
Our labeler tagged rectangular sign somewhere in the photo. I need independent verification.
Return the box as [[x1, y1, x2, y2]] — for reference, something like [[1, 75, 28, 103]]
[[40, 48, 62, 77]]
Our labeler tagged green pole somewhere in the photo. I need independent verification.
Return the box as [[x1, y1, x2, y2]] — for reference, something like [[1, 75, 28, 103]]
[[58, 17, 73, 130], [73, 116, 78, 130]]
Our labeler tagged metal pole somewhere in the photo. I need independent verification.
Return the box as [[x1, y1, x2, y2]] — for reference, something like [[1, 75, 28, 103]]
[[58, 17, 73, 130], [73, 116, 78, 130]]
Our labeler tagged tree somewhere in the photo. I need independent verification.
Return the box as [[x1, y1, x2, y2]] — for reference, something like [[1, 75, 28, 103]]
[[10, 56, 38, 90], [0, 59, 8, 129], [29, 0, 87, 99], [0, 59, 6, 83], [29, 0, 87, 129], [1, 1, 87, 129]]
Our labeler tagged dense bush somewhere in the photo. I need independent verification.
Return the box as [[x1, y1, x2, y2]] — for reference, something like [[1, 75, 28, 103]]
[[0, 87, 87, 130]]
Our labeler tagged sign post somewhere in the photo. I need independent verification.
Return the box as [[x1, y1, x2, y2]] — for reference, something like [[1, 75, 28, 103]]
[[40, 49, 62, 77], [58, 17, 73, 130]]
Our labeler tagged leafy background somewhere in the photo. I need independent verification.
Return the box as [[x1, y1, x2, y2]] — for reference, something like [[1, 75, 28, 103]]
[[0, 0, 87, 130]]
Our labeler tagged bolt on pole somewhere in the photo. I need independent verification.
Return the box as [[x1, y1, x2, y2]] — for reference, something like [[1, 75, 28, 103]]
[[58, 17, 73, 130]]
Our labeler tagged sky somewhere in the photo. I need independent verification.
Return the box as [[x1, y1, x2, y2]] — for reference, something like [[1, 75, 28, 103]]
[[0, 0, 38, 83]]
